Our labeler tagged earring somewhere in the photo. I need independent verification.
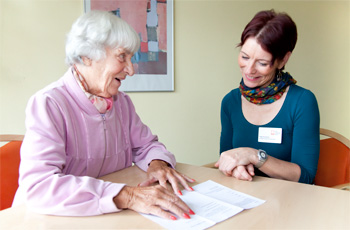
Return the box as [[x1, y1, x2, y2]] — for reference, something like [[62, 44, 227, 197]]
[[276, 69, 283, 81]]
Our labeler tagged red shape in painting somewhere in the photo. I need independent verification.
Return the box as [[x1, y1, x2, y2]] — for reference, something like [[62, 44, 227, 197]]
[[140, 42, 148, 52]]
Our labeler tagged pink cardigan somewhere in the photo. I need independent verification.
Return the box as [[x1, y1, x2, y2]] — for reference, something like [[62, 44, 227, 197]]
[[13, 68, 176, 216]]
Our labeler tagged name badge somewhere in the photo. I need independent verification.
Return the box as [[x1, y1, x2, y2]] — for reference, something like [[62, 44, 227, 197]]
[[258, 127, 282, 144]]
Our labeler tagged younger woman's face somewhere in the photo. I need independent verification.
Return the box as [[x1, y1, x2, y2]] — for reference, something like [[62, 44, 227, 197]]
[[238, 37, 282, 88]]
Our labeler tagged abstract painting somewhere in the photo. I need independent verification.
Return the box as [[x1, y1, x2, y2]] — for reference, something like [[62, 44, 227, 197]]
[[84, 0, 174, 91]]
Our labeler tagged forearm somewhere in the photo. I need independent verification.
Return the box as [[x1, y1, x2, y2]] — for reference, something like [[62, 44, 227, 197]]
[[258, 155, 301, 182], [18, 171, 123, 216]]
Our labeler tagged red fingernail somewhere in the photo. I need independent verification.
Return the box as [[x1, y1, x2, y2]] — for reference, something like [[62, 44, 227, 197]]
[[189, 187, 194, 191], [137, 183, 141, 187], [178, 190, 183, 195], [170, 215, 177, 220], [183, 213, 190, 219], [189, 209, 195, 215]]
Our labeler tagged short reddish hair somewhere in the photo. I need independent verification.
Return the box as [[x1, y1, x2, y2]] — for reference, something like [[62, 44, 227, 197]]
[[238, 9, 297, 66]]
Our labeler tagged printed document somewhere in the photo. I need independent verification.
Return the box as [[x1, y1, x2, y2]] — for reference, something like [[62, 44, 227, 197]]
[[141, 180, 265, 230]]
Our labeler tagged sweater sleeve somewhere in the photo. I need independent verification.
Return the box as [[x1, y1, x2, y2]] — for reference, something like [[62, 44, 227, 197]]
[[122, 94, 176, 171], [220, 92, 234, 154], [14, 93, 124, 216], [291, 89, 320, 184]]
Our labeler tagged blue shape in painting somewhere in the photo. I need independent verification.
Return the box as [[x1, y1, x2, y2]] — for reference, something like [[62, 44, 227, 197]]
[[112, 8, 121, 18], [148, 41, 159, 52], [147, 0, 158, 27], [139, 52, 149, 62], [131, 51, 140, 64]]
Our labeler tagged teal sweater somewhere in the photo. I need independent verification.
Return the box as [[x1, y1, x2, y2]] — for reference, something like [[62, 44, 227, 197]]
[[220, 84, 320, 184]]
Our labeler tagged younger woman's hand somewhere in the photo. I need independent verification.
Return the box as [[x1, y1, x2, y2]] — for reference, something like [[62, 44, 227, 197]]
[[231, 164, 255, 181], [215, 148, 257, 178]]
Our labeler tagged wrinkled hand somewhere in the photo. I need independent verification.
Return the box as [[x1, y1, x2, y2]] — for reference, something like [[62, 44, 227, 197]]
[[139, 160, 195, 195], [215, 148, 257, 178], [113, 185, 194, 220]]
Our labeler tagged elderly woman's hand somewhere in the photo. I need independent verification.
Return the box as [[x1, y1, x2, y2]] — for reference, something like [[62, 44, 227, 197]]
[[139, 160, 195, 196], [215, 147, 257, 178], [113, 185, 194, 220]]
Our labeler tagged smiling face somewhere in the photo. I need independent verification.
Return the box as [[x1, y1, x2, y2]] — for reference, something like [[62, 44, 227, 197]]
[[81, 47, 134, 98], [238, 37, 285, 88]]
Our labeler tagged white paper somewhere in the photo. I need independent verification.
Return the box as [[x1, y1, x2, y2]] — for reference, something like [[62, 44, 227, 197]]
[[179, 190, 243, 223], [141, 180, 265, 230], [193, 180, 265, 209], [142, 212, 215, 230]]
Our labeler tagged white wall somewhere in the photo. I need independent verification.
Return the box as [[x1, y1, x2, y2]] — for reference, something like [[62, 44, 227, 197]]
[[1, 0, 349, 165]]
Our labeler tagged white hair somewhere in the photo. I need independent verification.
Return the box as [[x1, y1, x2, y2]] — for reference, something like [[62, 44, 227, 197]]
[[65, 10, 140, 65]]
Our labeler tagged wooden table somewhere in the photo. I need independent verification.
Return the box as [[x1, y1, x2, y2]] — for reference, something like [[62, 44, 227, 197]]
[[1, 163, 349, 229]]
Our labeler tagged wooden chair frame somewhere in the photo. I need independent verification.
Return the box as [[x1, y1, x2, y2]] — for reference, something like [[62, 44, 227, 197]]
[[0, 135, 24, 142], [318, 128, 350, 190], [320, 128, 350, 148]]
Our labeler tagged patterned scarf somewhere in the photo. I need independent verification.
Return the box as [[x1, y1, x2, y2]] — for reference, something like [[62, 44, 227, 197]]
[[239, 71, 297, 105], [72, 66, 113, 114]]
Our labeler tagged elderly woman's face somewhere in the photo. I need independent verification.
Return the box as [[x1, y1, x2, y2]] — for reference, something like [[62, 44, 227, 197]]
[[85, 47, 134, 98], [238, 37, 282, 88]]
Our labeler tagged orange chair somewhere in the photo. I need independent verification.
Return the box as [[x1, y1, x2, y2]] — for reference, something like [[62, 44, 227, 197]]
[[314, 128, 350, 189], [0, 134, 24, 210]]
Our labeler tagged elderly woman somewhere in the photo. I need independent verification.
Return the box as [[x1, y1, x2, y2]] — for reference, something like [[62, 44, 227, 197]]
[[215, 10, 320, 184], [13, 11, 195, 220]]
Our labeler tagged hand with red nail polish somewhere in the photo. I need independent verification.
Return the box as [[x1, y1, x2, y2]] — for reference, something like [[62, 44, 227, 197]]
[[113, 185, 194, 220]]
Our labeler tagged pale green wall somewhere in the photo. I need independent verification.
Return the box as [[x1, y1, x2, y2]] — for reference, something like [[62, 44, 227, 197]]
[[1, 0, 349, 166]]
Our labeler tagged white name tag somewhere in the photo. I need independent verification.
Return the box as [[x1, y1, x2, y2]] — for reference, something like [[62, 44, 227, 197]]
[[258, 127, 282, 144]]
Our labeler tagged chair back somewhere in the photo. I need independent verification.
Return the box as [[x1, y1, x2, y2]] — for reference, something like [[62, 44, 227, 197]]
[[314, 128, 350, 187], [0, 134, 24, 210]]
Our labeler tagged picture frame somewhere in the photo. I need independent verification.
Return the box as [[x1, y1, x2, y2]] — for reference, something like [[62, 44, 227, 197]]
[[84, 0, 174, 92]]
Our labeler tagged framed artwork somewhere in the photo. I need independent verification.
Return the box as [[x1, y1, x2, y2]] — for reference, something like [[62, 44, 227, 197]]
[[84, 0, 174, 92]]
